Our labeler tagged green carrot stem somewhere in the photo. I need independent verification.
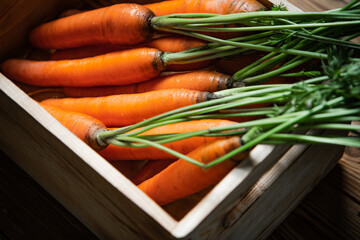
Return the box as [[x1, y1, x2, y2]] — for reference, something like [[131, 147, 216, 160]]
[[204, 97, 345, 168], [232, 52, 278, 82], [295, 123, 360, 131], [107, 136, 205, 167], [151, 11, 360, 27], [171, 21, 360, 32], [341, 0, 360, 11], [282, 28, 360, 49], [231, 32, 315, 81], [204, 111, 310, 168], [279, 71, 322, 78], [163, 37, 268, 64], [215, 83, 291, 96], [242, 56, 311, 84], [103, 104, 358, 150], [267, 134, 360, 147], [304, 108, 360, 121], [179, 31, 275, 54], [116, 110, 359, 148], [123, 119, 187, 136], [233, 27, 335, 82], [159, 26, 328, 60]]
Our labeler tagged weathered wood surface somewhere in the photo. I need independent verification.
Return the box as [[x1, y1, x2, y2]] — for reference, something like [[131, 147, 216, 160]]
[[0, 74, 178, 240], [268, 0, 360, 239]]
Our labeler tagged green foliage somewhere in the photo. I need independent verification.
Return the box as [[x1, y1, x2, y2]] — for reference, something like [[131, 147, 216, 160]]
[[271, 4, 288, 12]]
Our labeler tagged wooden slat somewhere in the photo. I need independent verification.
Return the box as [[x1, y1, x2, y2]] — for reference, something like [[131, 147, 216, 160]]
[[269, 163, 360, 240], [224, 138, 346, 240], [0, 75, 177, 240], [268, 0, 360, 238], [269, 136, 360, 240], [288, 0, 352, 12]]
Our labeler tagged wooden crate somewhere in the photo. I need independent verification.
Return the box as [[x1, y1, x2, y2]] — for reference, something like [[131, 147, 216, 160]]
[[0, 0, 345, 239]]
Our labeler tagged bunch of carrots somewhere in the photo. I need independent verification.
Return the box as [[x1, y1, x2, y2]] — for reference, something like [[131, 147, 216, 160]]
[[2, 0, 360, 206]]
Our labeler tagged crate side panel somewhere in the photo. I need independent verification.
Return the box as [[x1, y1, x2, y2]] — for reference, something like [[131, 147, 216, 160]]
[[0, 75, 177, 240], [173, 144, 294, 239], [224, 139, 345, 240]]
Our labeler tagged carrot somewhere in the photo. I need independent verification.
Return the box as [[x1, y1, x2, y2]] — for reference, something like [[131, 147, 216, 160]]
[[29, 4, 155, 49], [29, 1, 266, 50], [148, 36, 216, 70], [40, 89, 213, 127], [149, 36, 205, 52], [56, 0, 266, 20], [51, 36, 207, 60], [50, 36, 214, 71], [39, 103, 107, 151], [146, 0, 266, 40], [99, 119, 237, 160], [138, 136, 248, 205], [145, 0, 265, 16], [2, 48, 165, 87], [132, 159, 176, 185], [50, 44, 131, 60], [62, 71, 231, 97], [50, 35, 214, 71]]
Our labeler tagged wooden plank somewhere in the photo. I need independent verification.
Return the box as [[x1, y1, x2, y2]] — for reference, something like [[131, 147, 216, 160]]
[[224, 140, 345, 240], [270, 133, 360, 240], [288, 0, 352, 12], [269, 165, 360, 240], [268, 0, 360, 238], [335, 144, 360, 201], [0, 75, 177, 240], [173, 144, 294, 238]]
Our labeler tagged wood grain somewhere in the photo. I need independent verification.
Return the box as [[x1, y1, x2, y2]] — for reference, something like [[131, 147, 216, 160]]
[[268, 0, 360, 239], [0, 74, 178, 239], [269, 130, 360, 240]]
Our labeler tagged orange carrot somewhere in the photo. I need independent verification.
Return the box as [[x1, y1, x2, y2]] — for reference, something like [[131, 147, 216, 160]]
[[50, 36, 214, 71], [40, 89, 213, 127], [146, 0, 266, 40], [56, 0, 266, 20], [50, 44, 131, 60], [148, 36, 205, 52], [145, 0, 265, 16], [62, 71, 230, 97], [99, 119, 237, 160], [132, 159, 176, 185], [29, 4, 155, 49], [40, 103, 106, 150], [121, 35, 216, 71], [51, 36, 207, 60], [138, 136, 248, 205], [29, 1, 265, 50], [2, 48, 165, 87]]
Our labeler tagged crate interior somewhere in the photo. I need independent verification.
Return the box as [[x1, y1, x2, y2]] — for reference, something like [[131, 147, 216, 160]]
[[0, 0, 292, 227]]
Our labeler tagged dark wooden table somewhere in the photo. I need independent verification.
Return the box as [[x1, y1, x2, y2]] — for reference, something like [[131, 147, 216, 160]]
[[1, 0, 359, 239]]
